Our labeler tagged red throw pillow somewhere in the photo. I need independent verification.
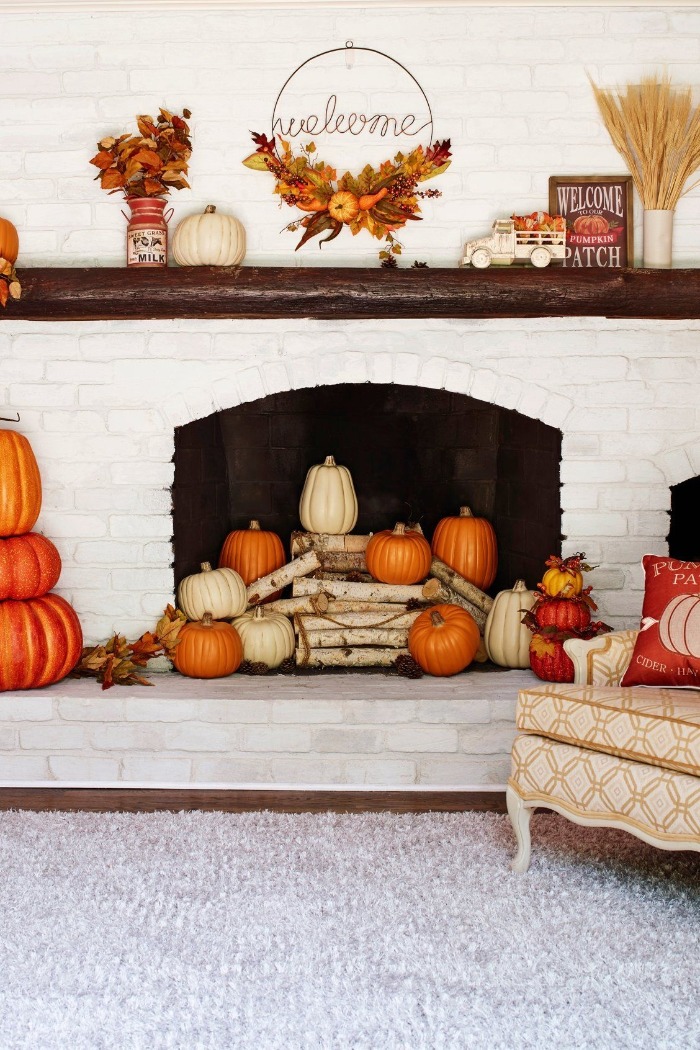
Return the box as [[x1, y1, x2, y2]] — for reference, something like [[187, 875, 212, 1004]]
[[622, 555, 700, 687]]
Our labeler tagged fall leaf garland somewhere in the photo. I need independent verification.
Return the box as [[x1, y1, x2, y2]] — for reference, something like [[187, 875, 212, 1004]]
[[90, 109, 193, 199], [71, 604, 187, 690], [0, 259, 20, 309], [243, 132, 451, 258]]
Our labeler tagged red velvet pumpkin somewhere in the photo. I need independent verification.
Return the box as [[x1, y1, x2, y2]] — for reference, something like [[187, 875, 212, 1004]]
[[0, 533, 61, 600], [0, 430, 42, 537], [408, 603, 480, 676], [0, 593, 83, 691], [535, 596, 591, 632], [529, 633, 575, 683], [365, 522, 432, 585]]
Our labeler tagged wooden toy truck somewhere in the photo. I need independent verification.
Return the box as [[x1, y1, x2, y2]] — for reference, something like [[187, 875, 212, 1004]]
[[461, 217, 566, 268]]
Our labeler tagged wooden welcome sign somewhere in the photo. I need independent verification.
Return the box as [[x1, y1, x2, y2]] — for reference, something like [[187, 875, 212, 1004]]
[[549, 175, 634, 268]]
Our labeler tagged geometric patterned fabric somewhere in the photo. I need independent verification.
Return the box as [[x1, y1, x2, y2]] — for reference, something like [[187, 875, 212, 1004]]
[[510, 733, 700, 842], [517, 683, 700, 777]]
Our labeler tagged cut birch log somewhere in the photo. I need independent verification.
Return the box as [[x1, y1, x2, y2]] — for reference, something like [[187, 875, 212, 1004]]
[[325, 600, 425, 614], [296, 646, 409, 668], [428, 557, 494, 614], [313, 570, 374, 582], [291, 531, 371, 556], [421, 578, 488, 631], [296, 610, 421, 631], [294, 578, 425, 603], [247, 550, 321, 605], [302, 628, 409, 648], [312, 551, 368, 573], [264, 593, 329, 616]]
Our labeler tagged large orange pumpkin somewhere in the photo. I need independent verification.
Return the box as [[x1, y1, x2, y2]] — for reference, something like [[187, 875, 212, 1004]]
[[408, 603, 480, 676], [431, 506, 497, 591], [0, 593, 82, 691], [219, 520, 285, 602], [173, 612, 243, 678], [0, 217, 19, 265], [365, 522, 432, 585], [0, 533, 61, 600], [0, 430, 42, 537]]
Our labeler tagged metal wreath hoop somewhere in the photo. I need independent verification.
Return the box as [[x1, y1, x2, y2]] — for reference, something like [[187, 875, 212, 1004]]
[[270, 42, 435, 147]]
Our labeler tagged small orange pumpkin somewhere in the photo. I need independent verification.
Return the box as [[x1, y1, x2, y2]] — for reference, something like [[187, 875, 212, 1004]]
[[173, 612, 243, 679], [408, 603, 480, 677], [0, 430, 42, 538], [0, 217, 19, 265], [0, 533, 61, 600], [540, 553, 586, 598], [365, 522, 432, 585], [431, 506, 497, 591], [328, 191, 360, 224], [219, 520, 285, 603]]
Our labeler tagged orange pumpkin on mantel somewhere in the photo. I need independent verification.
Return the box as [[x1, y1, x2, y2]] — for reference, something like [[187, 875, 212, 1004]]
[[219, 520, 285, 584], [0, 430, 42, 538], [0, 217, 19, 265], [408, 603, 480, 677], [0, 533, 61, 600], [431, 506, 497, 591], [365, 522, 432, 585], [0, 593, 83, 691], [173, 612, 243, 679]]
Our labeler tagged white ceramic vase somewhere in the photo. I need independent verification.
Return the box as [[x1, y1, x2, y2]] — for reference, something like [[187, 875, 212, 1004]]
[[643, 209, 674, 268]]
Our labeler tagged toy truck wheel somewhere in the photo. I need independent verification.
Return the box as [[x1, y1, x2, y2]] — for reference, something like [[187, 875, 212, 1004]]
[[530, 246, 551, 268], [471, 248, 491, 269]]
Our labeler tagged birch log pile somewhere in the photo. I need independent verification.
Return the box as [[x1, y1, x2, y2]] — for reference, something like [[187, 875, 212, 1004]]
[[427, 557, 494, 613], [291, 532, 370, 573], [246, 550, 321, 605], [294, 578, 425, 604], [421, 578, 488, 631], [302, 628, 409, 648], [297, 647, 409, 668]]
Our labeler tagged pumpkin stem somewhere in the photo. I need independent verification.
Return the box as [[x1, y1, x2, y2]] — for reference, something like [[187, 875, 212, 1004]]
[[408, 521, 424, 535], [430, 610, 446, 628], [249, 520, 261, 530], [200, 562, 212, 572], [201, 612, 214, 627], [393, 523, 407, 535], [459, 507, 473, 517], [323, 455, 336, 466], [253, 606, 265, 620], [205, 205, 217, 214], [513, 579, 527, 592]]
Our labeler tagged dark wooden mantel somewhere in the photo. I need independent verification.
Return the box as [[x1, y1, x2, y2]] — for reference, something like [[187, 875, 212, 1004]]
[[4, 265, 700, 321]]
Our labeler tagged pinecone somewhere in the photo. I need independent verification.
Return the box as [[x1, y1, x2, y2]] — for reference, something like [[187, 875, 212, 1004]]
[[412, 260, 429, 268], [381, 255, 398, 269], [395, 654, 424, 679], [278, 656, 297, 674], [345, 571, 365, 583], [406, 598, 428, 611], [238, 660, 270, 676]]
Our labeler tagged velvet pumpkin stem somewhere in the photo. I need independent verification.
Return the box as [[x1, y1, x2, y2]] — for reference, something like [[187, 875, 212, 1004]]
[[200, 561, 212, 572], [430, 610, 445, 627], [249, 520, 261, 530], [205, 204, 216, 213], [253, 606, 265, 620], [459, 506, 473, 517], [324, 455, 337, 466], [393, 523, 407, 535], [201, 612, 214, 627]]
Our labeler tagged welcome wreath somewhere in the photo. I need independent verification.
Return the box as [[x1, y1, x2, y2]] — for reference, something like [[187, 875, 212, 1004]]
[[243, 132, 451, 261]]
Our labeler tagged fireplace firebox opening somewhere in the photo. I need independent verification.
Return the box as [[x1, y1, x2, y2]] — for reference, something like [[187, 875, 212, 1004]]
[[173, 384, 562, 597]]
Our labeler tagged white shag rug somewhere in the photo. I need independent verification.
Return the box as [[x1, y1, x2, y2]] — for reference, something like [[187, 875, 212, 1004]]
[[0, 811, 698, 1050]]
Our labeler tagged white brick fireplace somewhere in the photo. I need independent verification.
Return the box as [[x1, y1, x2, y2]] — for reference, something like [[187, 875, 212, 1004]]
[[2, 1, 700, 791]]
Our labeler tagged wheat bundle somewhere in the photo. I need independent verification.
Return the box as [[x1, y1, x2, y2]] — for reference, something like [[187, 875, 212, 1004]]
[[590, 75, 700, 210]]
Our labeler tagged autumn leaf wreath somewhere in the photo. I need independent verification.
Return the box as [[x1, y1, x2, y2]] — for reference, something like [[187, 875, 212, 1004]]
[[243, 132, 451, 260]]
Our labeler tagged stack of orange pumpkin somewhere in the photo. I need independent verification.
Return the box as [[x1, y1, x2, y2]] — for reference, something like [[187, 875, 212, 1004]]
[[0, 429, 82, 690]]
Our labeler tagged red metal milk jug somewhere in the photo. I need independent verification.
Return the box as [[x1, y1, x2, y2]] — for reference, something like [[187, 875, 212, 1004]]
[[124, 197, 172, 268]]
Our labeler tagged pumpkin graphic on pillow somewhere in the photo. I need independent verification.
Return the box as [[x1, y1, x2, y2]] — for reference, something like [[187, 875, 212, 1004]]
[[658, 594, 700, 658]]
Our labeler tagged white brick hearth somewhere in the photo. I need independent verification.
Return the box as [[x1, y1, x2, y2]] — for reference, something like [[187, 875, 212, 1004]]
[[0, 671, 527, 788]]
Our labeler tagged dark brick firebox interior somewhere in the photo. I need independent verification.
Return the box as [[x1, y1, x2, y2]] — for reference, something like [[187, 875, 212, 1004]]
[[173, 384, 562, 594]]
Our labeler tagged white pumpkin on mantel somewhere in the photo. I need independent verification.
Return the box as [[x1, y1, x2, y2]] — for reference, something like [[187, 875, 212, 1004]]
[[299, 454, 358, 535], [232, 606, 295, 668], [484, 579, 537, 669], [172, 204, 246, 266]]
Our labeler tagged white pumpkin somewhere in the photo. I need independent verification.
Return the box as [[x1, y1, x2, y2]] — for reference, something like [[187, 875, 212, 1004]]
[[484, 579, 537, 669], [299, 455, 358, 535], [172, 205, 246, 266], [177, 561, 247, 621], [232, 606, 294, 668]]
